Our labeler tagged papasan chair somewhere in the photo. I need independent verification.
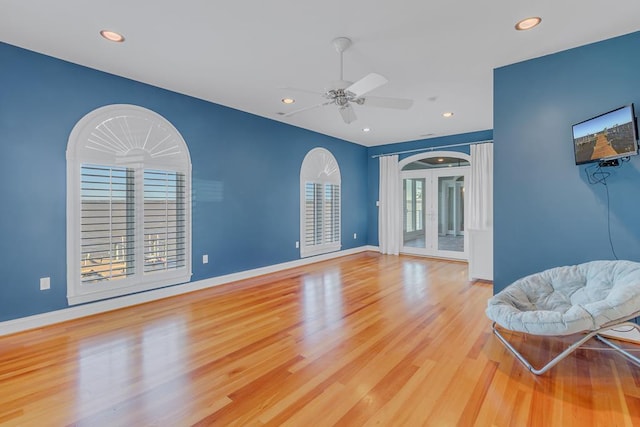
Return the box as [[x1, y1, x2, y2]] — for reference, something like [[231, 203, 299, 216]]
[[486, 260, 640, 375]]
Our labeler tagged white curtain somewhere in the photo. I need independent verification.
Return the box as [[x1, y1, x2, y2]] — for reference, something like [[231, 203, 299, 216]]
[[469, 143, 493, 230], [378, 155, 401, 255]]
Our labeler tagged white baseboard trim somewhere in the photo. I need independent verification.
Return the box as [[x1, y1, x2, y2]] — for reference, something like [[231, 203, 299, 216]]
[[0, 245, 379, 337]]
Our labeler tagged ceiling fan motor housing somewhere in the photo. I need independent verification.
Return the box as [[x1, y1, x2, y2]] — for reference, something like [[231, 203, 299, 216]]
[[326, 80, 352, 91]]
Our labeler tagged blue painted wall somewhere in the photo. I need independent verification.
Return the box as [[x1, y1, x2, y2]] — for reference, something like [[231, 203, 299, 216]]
[[366, 130, 493, 246], [494, 31, 640, 293], [10, 28, 638, 322], [0, 42, 368, 322]]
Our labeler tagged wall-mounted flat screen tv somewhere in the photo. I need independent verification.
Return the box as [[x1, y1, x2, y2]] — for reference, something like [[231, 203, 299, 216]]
[[572, 104, 638, 165]]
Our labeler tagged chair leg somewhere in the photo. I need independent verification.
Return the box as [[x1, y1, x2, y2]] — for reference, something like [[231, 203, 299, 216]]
[[492, 321, 640, 375], [596, 322, 640, 367], [492, 322, 600, 375]]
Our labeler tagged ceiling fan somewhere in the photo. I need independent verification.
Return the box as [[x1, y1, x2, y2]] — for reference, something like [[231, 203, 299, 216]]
[[282, 37, 414, 124]]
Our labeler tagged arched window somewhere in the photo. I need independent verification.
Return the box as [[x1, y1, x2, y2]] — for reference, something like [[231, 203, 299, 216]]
[[300, 148, 341, 258], [66, 105, 192, 305]]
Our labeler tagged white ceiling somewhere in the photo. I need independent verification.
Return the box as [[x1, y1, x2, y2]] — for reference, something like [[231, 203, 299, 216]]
[[2, 1, 639, 147]]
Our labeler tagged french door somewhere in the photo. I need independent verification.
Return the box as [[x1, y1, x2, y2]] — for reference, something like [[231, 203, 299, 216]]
[[401, 167, 469, 260]]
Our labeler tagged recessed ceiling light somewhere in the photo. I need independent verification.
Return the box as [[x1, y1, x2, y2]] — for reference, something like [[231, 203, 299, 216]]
[[362, 127, 371, 132], [442, 112, 454, 118], [515, 17, 542, 31], [100, 30, 125, 42], [437, 158, 444, 162], [281, 98, 295, 104]]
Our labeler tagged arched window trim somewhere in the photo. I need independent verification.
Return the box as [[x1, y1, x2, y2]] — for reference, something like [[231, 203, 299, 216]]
[[66, 104, 192, 305], [399, 151, 471, 170], [300, 147, 341, 258]]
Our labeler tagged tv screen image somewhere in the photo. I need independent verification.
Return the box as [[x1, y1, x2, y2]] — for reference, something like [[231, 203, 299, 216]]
[[572, 104, 638, 165]]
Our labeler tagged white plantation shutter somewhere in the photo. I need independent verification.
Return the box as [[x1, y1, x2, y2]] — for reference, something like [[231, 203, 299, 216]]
[[305, 182, 323, 246], [303, 182, 340, 247], [67, 105, 192, 305], [143, 170, 187, 273], [80, 165, 135, 283], [300, 148, 341, 257], [324, 184, 340, 243]]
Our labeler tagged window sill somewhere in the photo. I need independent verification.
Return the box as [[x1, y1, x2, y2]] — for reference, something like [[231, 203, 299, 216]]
[[300, 243, 342, 259], [67, 271, 192, 305]]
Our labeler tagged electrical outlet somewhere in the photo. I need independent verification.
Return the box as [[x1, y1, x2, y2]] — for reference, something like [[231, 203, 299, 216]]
[[295, 241, 299, 248], [353, 233, 357, 239], [40, 277, 50, 290], [203, 254, 209, 264]]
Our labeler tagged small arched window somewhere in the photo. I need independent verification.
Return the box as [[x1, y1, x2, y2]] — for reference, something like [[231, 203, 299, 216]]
[[300, 148, 341, 258], [66, 105, 192, 304]]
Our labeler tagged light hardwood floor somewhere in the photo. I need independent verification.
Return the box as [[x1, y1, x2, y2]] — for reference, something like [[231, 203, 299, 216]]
[[1, 252, 639, 426]]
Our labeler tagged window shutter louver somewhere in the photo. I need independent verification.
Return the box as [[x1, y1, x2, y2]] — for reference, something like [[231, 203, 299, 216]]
[[324, 184, 340, 243], [305, 182, 340, 247], [305, 182, 323, 246], [143, 170, 187, 274], [80, 165, 135, 283], [314, 183, 323, 244], [331, 184, 340, 243]]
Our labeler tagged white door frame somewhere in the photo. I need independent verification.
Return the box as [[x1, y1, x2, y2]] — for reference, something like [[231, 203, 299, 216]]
[[399, 151, 471, 261]]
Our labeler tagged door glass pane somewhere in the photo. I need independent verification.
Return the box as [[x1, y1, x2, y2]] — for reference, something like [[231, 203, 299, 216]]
[[405, 179, 413, 233], [403, 178, 425, 248], [437, 175, 464, 252], [415, 180, 423, 232]]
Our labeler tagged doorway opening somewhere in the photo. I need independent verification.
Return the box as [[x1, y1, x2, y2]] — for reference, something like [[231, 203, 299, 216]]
[[399, 152, 470, 260]]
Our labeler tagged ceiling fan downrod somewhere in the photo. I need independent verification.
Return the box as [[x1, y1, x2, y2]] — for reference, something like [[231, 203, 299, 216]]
[[332, 37, 351, 82]]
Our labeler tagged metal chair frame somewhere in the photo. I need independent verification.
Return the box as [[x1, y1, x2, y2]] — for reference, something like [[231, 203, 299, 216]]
[[492, 314, 640, 375]]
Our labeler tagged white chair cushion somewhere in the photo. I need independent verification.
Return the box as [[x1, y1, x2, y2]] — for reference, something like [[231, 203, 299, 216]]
[[486, 260, 640, 335]]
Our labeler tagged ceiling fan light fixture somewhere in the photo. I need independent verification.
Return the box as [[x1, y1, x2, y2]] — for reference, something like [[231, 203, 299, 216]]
[[515, 17, 542, 31], [281, 98, 295, 104], [100, 30, 125, 42]]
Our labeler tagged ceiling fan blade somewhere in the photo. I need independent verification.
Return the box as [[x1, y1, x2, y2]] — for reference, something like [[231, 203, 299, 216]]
[[339, 104, 357, 124], [361, 96, 413, 110], [282, 101, 333, 117], [345, 73, 388, 97]]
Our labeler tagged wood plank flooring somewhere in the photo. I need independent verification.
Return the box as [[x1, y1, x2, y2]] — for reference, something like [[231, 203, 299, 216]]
[[1, 252, 639, 426]]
